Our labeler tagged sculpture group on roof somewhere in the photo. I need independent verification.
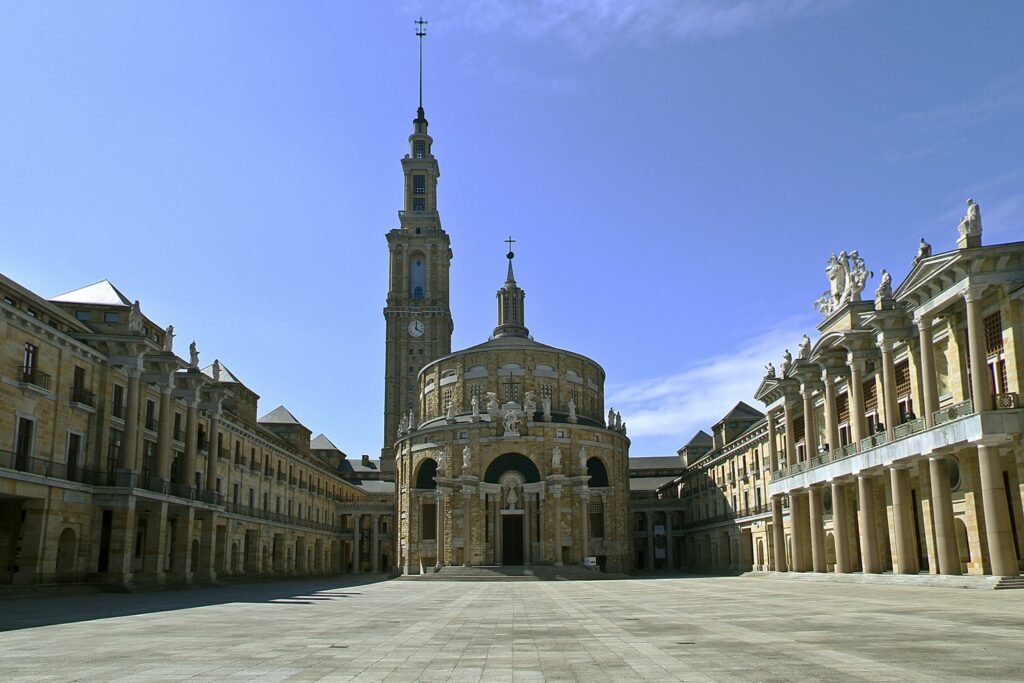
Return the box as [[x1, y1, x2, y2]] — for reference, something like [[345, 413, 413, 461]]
[[814, 250, 874, 317]]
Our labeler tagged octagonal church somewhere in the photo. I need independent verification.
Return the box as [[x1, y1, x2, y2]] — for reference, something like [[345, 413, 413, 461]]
[[383, 103, 630, 575]]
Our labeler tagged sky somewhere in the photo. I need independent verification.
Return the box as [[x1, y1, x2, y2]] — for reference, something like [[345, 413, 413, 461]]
[[2, 1, 1022, 457]]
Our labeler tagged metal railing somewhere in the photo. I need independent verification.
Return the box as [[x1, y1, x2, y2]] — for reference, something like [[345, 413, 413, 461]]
[[833, 443, 858, 461], [18, 365, 51, 390], [933, 399, 973, 426], [222, 501, 343, 533], [860, 433, 887, 452], [70, 386, 95, 407]]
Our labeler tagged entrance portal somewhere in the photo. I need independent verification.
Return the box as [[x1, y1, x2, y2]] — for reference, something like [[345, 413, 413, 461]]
[[502, 514, 524, 565]]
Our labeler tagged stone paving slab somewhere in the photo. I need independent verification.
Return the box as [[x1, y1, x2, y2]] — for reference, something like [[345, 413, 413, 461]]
[[1, 575, 1023, 681]]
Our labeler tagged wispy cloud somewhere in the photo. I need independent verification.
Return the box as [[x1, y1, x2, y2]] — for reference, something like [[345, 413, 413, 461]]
[[607, 320, 811, 452], [903, 66, 1024, 132], [414, 0, 842, 52]]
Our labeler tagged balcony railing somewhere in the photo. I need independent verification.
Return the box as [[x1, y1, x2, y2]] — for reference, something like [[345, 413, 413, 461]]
[[996, 392, 1019, 410], [18, 365, 51, 390], [893, 418, 925, 440], [70, 386, 95, 407], [933, 399, 974, 426], [218, 447, 231, 462], [833, 443, 858, 461], [223, 501, 343, 533], [859, 433, 888, 452]]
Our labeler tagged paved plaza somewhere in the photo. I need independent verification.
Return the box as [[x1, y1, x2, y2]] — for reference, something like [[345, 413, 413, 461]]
[[2, 575, 1023, 681]]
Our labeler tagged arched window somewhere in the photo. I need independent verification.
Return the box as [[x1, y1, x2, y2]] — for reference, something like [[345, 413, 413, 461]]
[[410, 257, 426, 300], [415, 458, 438, 489], [589, 499, 605, 539], [586, 456, 609, 487]]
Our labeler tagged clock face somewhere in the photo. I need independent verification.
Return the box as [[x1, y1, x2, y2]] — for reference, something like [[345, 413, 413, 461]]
[[408, 320, 425, 338]]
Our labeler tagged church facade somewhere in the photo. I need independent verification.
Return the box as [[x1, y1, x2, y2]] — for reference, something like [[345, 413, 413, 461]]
[[384, 106, 631, 574]]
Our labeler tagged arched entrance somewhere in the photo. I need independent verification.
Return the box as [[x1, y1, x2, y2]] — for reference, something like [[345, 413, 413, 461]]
[[484, 453, 540, 567], [56, 527, 77, 578]]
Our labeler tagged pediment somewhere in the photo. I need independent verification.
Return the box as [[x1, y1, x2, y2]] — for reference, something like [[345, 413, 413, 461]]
[[895, 251, 962, 301]]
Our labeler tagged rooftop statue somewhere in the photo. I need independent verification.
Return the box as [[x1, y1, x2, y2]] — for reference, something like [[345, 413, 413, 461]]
[[212, 359, 222, 382], [913, 238, 932, 267], [875, 269, 893, 300], [781, 349, 793, 376], [446, 399, 456, 421], [764, 361, 776, 378], [551, 445, 561, 470], [189, 341, 200, 369], [815, 249, 873, 317], [502, 409, 520, 436], [163, 325, 174, 352], [957, 198, 982, 237], [798, 334, 811, 360], [128, 300, 144, 334], [462, 445, 472, 469]]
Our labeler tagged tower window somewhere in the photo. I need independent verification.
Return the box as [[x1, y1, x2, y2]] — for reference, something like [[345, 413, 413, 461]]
[[410, 258, 426, 299], [413, 199, 425, 211], [413, 175, 425, 195], [413, 140, 426, 159], [413, 286, 424, 300]]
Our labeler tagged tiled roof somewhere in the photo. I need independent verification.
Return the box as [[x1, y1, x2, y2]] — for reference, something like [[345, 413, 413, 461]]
[[684, 430, 713, 447], [310, 433, 340, 451], [258, 405, 304, 426]]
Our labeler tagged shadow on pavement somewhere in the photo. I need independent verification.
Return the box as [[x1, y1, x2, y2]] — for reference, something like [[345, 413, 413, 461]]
[[0, 575, 391, 632]]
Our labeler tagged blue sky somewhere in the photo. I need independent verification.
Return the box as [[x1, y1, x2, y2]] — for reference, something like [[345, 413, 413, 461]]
[[2, 1, 1022, 456]]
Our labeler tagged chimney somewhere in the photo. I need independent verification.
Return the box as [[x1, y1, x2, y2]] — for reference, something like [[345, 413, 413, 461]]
[[361, 454, 371, 467]]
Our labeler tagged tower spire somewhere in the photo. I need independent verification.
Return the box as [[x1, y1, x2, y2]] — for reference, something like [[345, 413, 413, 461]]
[[505, 235, 516, 284], [493, 237, 529, 339], [415, 17, 428, 114]]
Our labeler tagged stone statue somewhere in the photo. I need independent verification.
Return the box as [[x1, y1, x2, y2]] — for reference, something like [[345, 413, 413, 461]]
[[816, 249, 872, 316], [567, 398, 577, 423], [621, 422, 627, 435], [551, 445, 561, 470], [163, 324, 174, 352], [542, 396, 551, 420], [523, 391, 537, 420], [615, 411, 623, 431], [764, 362, 776, 378], [408, 409, 416, 432], [212, 359, 222, 382], [781, 349, 793, 376], [506, 485, 519, 511], [578, 446, 587, 472], [502, 409, 520, 437], [436, 448, 446, 473], [471, 395, 480, 418], [189, 341, 200, 369], [914, 238, 932, 267], [462, 445, 472, 469], [485, 392, 499, 415], [446, 399, 456, 422], [608, 408, 615, 428], [957, 198, 981, 237], [128, 300, 144, 334], [875, 269, 892, 300], [798, 334, 811, 360]]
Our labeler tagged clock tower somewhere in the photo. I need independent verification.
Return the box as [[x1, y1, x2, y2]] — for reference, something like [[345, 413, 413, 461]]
[[381, 22, 453, 477]]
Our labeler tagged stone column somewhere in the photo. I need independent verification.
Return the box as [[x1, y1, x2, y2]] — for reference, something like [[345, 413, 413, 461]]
[[205, 411, 220, 494], [524, 493, 533, 565], [822, 370, 841, 454], [495, 495, 504, 565], [580, 491, 590, 565], [552, 487, 563, 566], [889, 466, 919, 574], [168, 506, 195, 584], [197, 512, 218, 582], [666, 509, 674, 570], [916, 315, 940, 427], [857, 474, 880, 573], [977, 443, 1019, 576], [766, 410, 780, 471], [848, 355, 868, 446], [789, 491, 807, 572], [964, 287, 992, 412], [106, 501, 138, 588], [462, 486, 473, 567], [771, 495, 788, 572], [783, 401, 798, 468], [879, 338, 900, 440], [645, 510, 655, 570], [122, 366, 142, 473], [434, 492, 444, 568], [156, 385, 173, 482], [801, 383, 818, 456], [808, 486, 826, 572], [352, 514, 361, 573], [928, 456, 960, 575], [371, 514, 380, 573], [831, 480, 851, 573], [142, 502, 169, 584], [183, 398, 199, 489]]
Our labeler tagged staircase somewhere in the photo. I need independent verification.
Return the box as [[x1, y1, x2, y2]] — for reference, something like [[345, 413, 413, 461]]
[[402, 565, 624, 581], [994, 576, 1024, 590]]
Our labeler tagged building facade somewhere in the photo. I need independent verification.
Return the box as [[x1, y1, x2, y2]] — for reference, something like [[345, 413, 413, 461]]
[[394, 253, 632, 574], [1, 275, 392, 588], [659, 205, 1023, 580]]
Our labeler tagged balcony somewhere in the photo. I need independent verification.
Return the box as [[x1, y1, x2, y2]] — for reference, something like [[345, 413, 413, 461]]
[[17, 365, 51, 391], [769, 399, 1024, 496], [70, 386, 96, 408]]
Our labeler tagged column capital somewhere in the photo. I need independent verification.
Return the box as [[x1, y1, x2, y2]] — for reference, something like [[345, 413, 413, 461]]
[[913, 311, 933, 328], [876, 335, 896, 353], [963, 284, 985, 303]]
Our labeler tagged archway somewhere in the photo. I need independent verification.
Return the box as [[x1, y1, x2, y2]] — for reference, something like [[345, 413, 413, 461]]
[[56, 527, 77, 578], [484, 453, 541, 483], [416, 458, 439, 489], [757, 539, 765, 570], [586, 457, 609, 487]]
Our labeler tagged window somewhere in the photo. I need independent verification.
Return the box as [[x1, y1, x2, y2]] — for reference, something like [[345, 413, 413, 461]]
[[15, 417, 35, 470], [413, 174, 425, 195], [22, 342, 37, 375], [112, 384, 126, 419], [540, 384, 552, 401], [248, 488, 255, 508], [504, 381, 519, 403], [173, 412, 182, 440], [413, 140, 426, 159], [589, 500, 605, 539], [233, 483, 240, 505], [413, 198, 425, 210], [104, 312, 119, 323], [470, 384, 483, 404], [895, 361, 911, 397], [442, 387, 453, 414], [75, 310, 91, 321], [410, 258, 426, 299], [145, 399, 156, 431], [984, 311, 1003, 355]]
